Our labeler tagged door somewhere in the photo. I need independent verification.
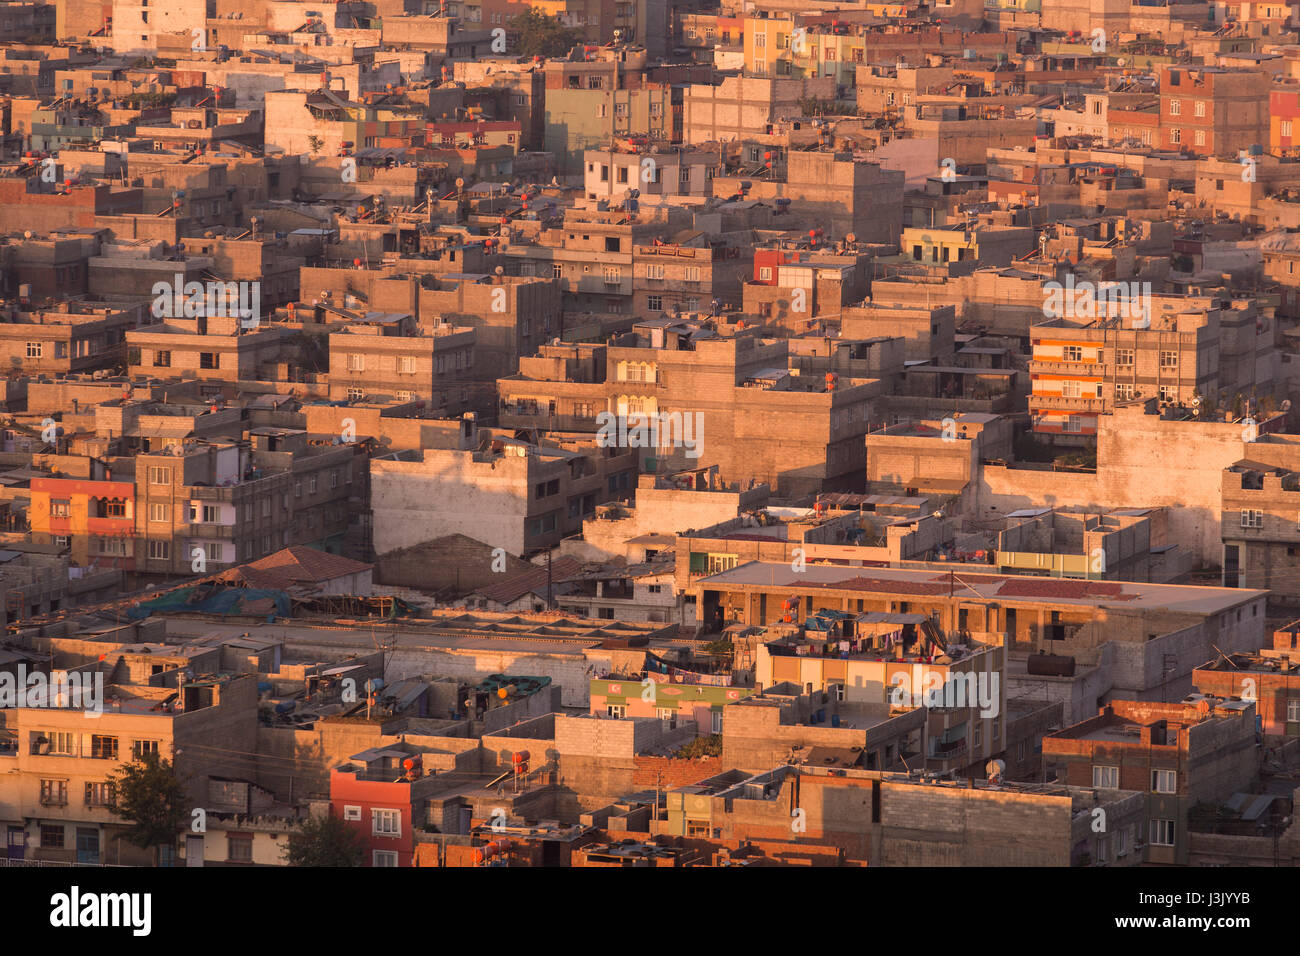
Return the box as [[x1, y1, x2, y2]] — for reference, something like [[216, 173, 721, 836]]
[[186, 834, 205, 867], [7, 826, 24, 860], [75, 827, 99, 864]]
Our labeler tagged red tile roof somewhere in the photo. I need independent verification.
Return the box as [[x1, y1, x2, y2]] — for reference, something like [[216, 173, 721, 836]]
[[214, 546, 373, 591]]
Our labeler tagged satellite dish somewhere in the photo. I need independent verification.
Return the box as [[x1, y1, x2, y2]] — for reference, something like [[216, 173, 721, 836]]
[[1284, 399, 1293, 412], [455, 177, 465, 189], [845, 232, 856, 243], [1191, 394, 1201, 407]]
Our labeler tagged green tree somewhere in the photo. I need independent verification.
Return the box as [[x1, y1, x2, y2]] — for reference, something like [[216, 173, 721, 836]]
[[507, 10, 582, 58], [283, 813, 366, 867], [107, 752, 188, 866]]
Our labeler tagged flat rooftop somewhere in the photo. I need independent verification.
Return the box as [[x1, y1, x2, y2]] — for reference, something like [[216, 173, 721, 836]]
[[696, 561, 1267, 614]]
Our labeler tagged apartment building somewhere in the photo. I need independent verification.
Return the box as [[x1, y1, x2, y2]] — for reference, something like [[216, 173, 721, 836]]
[[29, 475, 137, 570], [303, 267, 561, 382], [1042, 695, 1259, 865], [693, 561, 1268, 706], [1193, 620, 1300, 740], [1029, 312, 1216, 439], [0, 303, 136, 374], [756, 620, 1006, 775], [497, 322, 879, 496], [1158, 64, 1270, 157], [134, 432, 363, 575], [582, 145, 719, 202], [327, 313, 477, 410], [2, 669, 258, 865], [126, 314, 293, 383], [369, 434, 640, 557]]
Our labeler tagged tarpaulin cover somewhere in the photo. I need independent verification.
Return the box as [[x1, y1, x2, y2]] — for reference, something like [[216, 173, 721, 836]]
[[127, 585, 291, 620]]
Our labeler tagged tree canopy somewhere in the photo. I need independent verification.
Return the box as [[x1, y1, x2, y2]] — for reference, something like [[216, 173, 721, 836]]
[[507, 10, 583, 59], [283, 813, 367, 867]]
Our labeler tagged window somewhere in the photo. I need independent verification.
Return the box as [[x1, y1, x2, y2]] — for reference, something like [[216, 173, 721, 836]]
[[40, 780, 68, 806], [202, 504, 219, 523], [1150, 819, 1175, 846], [26, 342, 42, 359], [712, 710, 723, 733], [1194, 100, 1205, 117], [1171, 128, 1181, 144], [85, 782, 114, 807], [1170, 99, 1181, 116], [133, 740, 159, 759], [617, 166, 628, 184], [199, 352, 218, 369], [1152, 769, 1176, 794], [1062, 345, 1083, 362], [1064, 415, 1085, 433], [397, 355, 415, 374], [309, 476, 318, 494], [1158, 384, 1176, 403], [1241, 509, 1263, 529], [206, 543, 223, 562], [148, 540, 170, 560], [96, 537, 128, 556], [346, 353, 364, 372], [330, 470, 340, 489], [227, 833, 253, 863], [104, 500, 126, 518], [153, 350, 171, 367], [1285, 121, 1295, 138], [1092, 765, 1119, 788], [37, 731, 75, 756], [607, 704, 626, 718], [50, 498, 71, 518], [1115, 348, 1134, 367], [679, 166, 691, 184], [148, 503, 170, 523], [657, 707, 677, 729], [647, 295, 662, 311], [1194, 130, 1205, 146], [647, 264, 665, 280], [372, 809, 401, 837], [1159, 350, 1178, 369], [373, 850, 399, 867], [1115, 383, 1135, 402], [683, 266, 701, 283], [343, 805, 362, 821], [148, 466, 172, 485], [603, 266, 621, 284], [40, 824, 65, 848], [90, 735, 118, 760], [1061, 381, 1081, 398]]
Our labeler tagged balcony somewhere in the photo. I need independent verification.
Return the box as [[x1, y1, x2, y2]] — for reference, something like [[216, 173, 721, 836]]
[[39, 794, 69, 807], [186, 522, 236, 539], [930, 737, 968, 759], [1029, 360, 1099, 375], [1030, 395, 1105, 412]]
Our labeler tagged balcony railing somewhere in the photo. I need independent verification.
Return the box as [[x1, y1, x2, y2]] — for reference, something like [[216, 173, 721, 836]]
[[1030, 395, 1105, 412]]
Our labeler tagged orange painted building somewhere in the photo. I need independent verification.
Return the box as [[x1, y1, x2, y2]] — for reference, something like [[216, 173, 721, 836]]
[[28, 477, 135, 568]]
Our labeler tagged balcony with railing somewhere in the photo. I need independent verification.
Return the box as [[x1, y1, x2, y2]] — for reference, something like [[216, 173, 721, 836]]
[[1029, 394, 1105, 412]]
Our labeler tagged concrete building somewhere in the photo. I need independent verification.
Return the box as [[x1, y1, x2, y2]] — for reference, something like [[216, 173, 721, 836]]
[[1043, 695, 1259, 864]]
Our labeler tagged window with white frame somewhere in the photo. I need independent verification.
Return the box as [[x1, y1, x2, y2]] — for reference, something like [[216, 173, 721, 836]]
[[712, 710, 723, 733], [657, 707, 677, 729], [1152, 769, 1176, 793], [1288, 698, 1300, 722], [346, 353, 365, 372], [397, 355, 415, 374], [343, 805, 361, 821], [373, 850, 399, 867], [372, 808, 400, 837], [606, 704, 626, 718], [1092, 765, 1119, 788], [1241, 509, 1263, 529], [1150, 819, 1175, 846]]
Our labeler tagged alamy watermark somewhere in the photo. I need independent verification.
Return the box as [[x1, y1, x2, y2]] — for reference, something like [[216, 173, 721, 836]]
[[889, 667, 1000, 718], [1043, 275, 1151, 328], [595, 411, 703, 459], [151, 274, 261, 329], [0, 665, 103, 716]]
